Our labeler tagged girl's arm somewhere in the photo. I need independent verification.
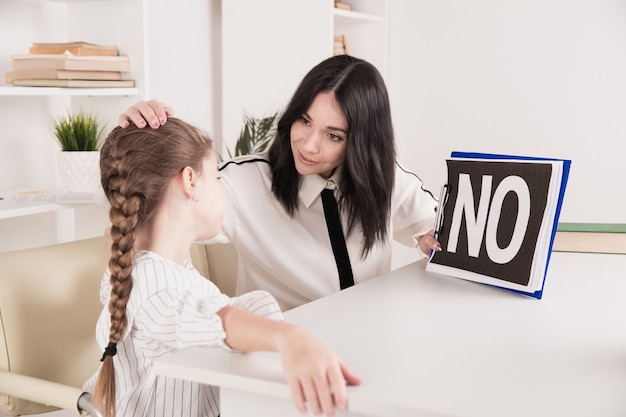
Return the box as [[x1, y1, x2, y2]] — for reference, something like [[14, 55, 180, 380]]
[[217, 306, 361, 417]]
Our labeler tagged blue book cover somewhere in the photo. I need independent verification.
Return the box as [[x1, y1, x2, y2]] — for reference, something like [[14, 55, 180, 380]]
[[426, 151, 571, 299]]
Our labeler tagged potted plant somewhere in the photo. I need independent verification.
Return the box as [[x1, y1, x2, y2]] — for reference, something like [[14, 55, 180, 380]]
[[51, 109, 105, 194], [226, 111, 279, 159]]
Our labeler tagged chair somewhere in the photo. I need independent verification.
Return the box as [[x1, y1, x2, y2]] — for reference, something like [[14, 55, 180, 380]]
[[0, 236, 109, 416], [0, 236, 238, 416], [189, 242, 238, 297]]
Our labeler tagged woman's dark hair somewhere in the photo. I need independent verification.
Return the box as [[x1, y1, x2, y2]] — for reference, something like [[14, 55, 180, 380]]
[[93, 118, 213, 417], [268, 55, 396, 257]]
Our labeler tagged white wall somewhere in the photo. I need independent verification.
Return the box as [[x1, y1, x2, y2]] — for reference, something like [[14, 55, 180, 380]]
[[387, 0, 626, 224], [220, 0, 331, 157], [141, 0, 218, 140]]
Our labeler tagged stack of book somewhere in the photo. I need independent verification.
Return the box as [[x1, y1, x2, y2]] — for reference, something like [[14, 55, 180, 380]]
[[3, 42, 135, 88]]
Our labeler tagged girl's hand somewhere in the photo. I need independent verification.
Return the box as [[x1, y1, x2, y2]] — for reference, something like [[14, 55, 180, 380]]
[[118, 99, 174, 129], [279, 327, 361, 416], [217, 306, 360, 416]]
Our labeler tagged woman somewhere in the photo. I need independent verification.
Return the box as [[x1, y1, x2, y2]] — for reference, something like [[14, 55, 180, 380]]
[[119, 55, 441, 310], [85, 118, 360, 417]]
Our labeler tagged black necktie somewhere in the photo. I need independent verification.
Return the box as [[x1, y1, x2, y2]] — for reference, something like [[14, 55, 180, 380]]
[[321, 188, 354, 289]]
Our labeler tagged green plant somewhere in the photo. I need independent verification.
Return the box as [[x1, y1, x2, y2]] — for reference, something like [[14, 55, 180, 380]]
[[51, 109, 104, 151], [227, 112, 279, 158]]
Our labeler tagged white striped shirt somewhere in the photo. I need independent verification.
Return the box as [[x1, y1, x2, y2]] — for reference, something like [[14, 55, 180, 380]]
[[83, 250, 282, 417]]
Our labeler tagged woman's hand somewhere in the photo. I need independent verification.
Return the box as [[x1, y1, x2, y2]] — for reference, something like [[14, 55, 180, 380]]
[[118, 99, 174, 129], [279, 326, 361, 416], [417, 229, 442, 256]]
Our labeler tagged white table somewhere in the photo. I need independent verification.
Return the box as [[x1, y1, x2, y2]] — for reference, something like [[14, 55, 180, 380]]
[[154, 252, 626, 417]]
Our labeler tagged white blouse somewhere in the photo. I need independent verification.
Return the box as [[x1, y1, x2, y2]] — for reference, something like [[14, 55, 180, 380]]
[[213, 155, 437, 311]]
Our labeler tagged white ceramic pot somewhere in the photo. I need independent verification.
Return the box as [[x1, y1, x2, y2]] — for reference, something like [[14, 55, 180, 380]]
[[57, 151, 102, 194]]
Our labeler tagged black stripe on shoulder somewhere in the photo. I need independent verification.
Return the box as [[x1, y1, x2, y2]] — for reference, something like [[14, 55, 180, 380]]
[[396, 160, 436, 201], [219, 157, 270, 172]]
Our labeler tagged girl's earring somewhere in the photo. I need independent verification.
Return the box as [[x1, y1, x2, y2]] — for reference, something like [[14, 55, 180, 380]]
[[192, 196, 199, 203]]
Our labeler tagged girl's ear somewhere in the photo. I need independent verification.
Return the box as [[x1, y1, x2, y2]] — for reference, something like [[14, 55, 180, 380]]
[[180, 166, 196, 198]]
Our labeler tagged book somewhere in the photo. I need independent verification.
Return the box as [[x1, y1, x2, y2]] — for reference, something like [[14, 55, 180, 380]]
[[552, 223, 626, 254], [334, 1, 353, 11], [333, 34, 350, 56], [12, 79, 134, 88], [4, 68, 122, 84], [426, 152, 571, 299], [29, 41, 119, 56], [342, 33, 351, 55], [11, 53, 130, 72]]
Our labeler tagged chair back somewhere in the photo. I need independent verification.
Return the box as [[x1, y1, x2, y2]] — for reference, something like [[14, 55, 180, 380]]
[[0, 236, 109, 415], [0, 237, 238, 415], [190, 242, 238, 296]]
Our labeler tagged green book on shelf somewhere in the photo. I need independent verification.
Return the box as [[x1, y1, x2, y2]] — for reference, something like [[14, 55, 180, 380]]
[[553, 223, 626, 254]]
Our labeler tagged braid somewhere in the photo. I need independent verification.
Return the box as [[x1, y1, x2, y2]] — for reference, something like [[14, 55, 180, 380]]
[[92, 139, 138, 417]]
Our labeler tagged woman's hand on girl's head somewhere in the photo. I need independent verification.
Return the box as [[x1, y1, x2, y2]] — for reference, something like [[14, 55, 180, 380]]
[[118, 99, 175, 129], [280, 327, 361, 416]]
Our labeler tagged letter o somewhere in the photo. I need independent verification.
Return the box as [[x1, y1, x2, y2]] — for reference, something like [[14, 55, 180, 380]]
[[485, 176, 531, 264]]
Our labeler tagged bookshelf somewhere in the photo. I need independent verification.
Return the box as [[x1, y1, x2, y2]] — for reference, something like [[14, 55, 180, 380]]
[[0, 0, 216, 252], [0, 0, 144, 251]]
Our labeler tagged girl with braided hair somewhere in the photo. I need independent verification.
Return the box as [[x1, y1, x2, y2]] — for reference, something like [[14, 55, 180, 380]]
[[83, 118, 360, 417]]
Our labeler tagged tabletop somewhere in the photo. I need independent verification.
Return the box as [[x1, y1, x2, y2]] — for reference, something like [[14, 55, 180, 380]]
[[154, 252, 626, 417]]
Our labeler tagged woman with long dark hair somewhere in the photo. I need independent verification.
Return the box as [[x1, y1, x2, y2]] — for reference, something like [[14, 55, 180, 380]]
[[119, 55, 440, 310]]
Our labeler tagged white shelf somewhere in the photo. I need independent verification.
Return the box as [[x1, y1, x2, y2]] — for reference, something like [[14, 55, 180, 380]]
[[0, 188, 110, 252], [333, 8, 382, 23], [0, 189, 107, 220], [0, 200, 76, 219], [0, 85, 139, 97]]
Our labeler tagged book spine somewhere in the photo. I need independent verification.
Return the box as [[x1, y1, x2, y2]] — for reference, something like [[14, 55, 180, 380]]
[[11, 56, 130, 72], [29, 46, 119, 56]]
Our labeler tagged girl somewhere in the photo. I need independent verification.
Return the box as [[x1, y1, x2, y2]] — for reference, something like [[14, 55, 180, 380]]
[[84, 118, 360, 417]]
